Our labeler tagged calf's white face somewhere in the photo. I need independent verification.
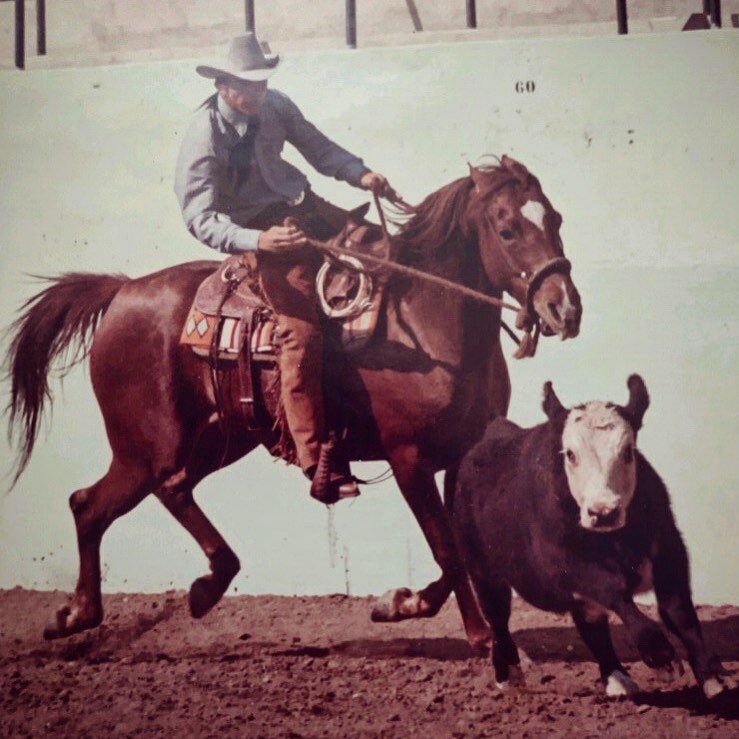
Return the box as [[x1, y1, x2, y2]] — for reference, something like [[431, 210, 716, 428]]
[[562, 402, 637, 531]]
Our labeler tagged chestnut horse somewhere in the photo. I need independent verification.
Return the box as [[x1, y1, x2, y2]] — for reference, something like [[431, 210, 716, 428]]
[[6, 156, 581, 646]]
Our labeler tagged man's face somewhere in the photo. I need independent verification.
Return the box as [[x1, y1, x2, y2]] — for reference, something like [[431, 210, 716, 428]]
[[217, 78, 268, 115]]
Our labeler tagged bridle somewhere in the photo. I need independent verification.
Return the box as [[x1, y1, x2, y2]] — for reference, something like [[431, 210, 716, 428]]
[[310, 184, 572, 359]]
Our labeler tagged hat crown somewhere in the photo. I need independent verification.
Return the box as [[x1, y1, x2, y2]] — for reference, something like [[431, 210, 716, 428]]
[[196, 32, 279, 81], [226, 33, 277, 73]]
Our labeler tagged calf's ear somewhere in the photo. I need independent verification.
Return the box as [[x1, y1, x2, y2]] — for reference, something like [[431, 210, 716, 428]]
[[542, 381, 566, 421], [623, 374, 650, 431]]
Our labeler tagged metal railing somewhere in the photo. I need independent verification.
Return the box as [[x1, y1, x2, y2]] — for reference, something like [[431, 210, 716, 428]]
[[7, 1, 727, 70], [5, 0, 46, 69]]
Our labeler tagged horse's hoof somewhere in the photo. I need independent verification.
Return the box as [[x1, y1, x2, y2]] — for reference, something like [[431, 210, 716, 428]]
[[370, 588, 414, 622], [43, 605, 101, 640], [43, 605, 72, 640], [189, 576, 223, 619]]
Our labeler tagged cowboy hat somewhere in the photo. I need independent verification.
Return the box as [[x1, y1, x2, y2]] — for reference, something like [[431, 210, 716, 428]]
[[196, 33, 280, 82]]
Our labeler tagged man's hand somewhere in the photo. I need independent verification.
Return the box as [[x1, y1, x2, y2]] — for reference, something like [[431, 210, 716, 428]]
[[257, 224, 308, 253], [360, 171, 402, 203]]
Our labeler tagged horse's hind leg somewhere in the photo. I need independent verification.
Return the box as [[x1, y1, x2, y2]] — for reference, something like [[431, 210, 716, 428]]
[[155, 470, 241, 620], [44, 459, 154, 640]]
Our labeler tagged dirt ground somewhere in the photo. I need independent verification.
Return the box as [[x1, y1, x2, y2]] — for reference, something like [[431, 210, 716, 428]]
[[1, 589, 737, 738]]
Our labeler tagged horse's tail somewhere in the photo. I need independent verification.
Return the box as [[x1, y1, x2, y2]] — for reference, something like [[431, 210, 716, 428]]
[[4, 272, 130, 487]]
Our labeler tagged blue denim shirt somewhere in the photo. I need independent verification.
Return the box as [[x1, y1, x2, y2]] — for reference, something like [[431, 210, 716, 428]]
[[174, 90, 370, 253]]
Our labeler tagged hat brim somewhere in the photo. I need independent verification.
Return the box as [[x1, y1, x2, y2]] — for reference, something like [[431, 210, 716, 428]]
[[196, 57, 280, 82]]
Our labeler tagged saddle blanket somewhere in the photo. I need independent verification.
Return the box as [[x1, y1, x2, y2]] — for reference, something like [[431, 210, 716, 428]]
[[180, 308, 277, 360]]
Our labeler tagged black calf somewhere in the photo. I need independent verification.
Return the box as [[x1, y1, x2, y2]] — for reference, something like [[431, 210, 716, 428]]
[[453, 376, 728, 699]]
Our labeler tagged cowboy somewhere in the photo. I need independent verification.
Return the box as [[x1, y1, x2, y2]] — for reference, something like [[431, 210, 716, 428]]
[[174, 33, 399, 504]]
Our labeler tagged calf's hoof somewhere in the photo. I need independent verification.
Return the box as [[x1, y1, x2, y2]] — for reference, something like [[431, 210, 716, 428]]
[[43, 604, 102, 640], [651, 658, 685, 684], [495, 664, 526, 691], [189, 576, 225, 619], [604, 670, 640, 698], [468, 629, 493, 655], [702, 674, 736, 700], [637, 627, 675, 669]]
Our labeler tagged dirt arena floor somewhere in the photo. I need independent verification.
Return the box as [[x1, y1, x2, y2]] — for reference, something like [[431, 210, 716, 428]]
[[1, 589, 737, 737]]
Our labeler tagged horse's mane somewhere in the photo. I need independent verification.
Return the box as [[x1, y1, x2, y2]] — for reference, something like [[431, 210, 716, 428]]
[[393, 177, 472, 263], [393, 158, 524, 263]]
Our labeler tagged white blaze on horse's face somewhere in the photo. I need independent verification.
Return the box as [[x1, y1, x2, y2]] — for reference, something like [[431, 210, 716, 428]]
[[562, 402, 637, 532], [520, 200, 546, 232]]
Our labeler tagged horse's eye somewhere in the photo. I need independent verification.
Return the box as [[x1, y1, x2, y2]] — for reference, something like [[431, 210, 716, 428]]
[[565, 449, 577, 464], [623, 445, 634, 464], [499, 229, 515, 241]]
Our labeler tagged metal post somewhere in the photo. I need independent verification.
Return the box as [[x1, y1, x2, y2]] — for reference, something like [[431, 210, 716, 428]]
[[617, 0, 628, 34], [466, 0, 477, 29], [245, 0, 255, 32], [710, 0, 722, 26], [346, 0, 356, 48], [37, 0, 46, 55], [15, 0, 25, 69]]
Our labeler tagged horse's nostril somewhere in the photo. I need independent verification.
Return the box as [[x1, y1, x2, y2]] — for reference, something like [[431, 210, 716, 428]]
[[547, 302, 561, 323]]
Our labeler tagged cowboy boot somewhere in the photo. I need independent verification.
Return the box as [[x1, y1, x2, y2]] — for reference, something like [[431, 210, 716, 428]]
[[309, 433, 359, 505]]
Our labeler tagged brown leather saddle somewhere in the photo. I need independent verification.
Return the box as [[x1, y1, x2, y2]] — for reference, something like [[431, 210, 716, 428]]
[[180, 218, 389, 431]]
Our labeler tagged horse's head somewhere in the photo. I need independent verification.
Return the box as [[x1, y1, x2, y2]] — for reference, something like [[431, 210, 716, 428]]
[[467, 155, 582, 340], [542, 375, 650, 532]]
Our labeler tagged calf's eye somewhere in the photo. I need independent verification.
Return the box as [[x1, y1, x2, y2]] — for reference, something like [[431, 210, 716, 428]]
[[499, 229, 515, 241], [565, 449, 577, 464]]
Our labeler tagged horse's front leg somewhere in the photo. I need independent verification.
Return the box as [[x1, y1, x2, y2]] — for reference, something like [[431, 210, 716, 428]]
[[386, 464, 458, 617], [371, 445, 491, 652]]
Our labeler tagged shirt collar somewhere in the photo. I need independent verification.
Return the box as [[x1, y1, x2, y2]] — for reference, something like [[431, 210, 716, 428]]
[[217, 94, 252, 136]]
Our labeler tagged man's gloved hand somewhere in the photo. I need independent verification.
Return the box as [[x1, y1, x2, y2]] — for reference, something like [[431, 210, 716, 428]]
[[257, 223, 308, 253], [360, 171, 402, 204]]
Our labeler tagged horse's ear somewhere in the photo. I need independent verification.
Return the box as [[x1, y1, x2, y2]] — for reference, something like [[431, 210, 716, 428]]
[[347, 202, 371, 224], [622, 374, 650, 431], [468, 162, 484, 193], [542, 381, 566, 421], [501, 154, 530, 184]]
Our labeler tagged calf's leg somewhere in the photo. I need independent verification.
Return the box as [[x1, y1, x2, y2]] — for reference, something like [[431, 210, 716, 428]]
[[473, 579, 522, 687], [562, 563, 678, 675], [653, 538, 730, 699], [571, 600, 639, 697]]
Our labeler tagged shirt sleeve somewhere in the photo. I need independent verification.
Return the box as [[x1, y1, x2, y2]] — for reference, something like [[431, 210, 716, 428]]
[[174, 114, 261, 253], [281, 95, 371, 187]]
